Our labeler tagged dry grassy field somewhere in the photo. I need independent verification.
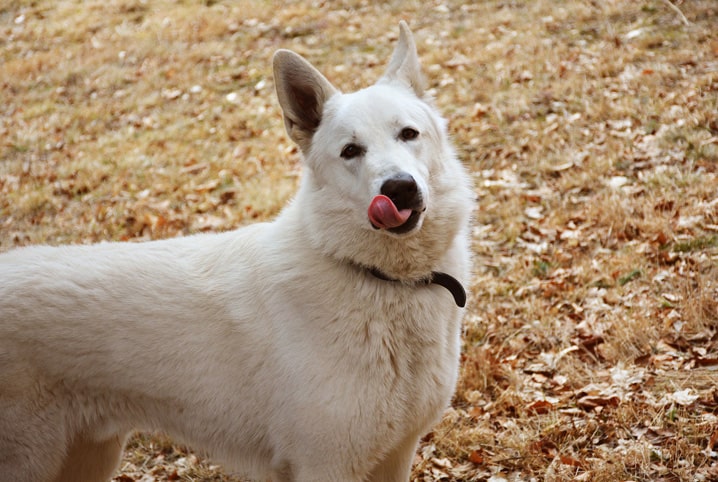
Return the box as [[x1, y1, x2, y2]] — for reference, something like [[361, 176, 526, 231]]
[[2, 0, 717, 480]]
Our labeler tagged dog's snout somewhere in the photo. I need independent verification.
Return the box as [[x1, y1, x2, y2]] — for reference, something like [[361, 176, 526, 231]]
[[380, 173, 422, 211]]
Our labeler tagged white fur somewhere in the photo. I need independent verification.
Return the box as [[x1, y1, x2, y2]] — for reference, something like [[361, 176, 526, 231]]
[[0, 22, 473, 482]]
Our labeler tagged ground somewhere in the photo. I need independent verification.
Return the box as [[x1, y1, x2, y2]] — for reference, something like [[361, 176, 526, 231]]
[[1, 0, 717, 481]]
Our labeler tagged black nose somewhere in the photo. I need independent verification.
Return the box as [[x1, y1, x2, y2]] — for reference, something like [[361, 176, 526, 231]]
[[380, 173, 422, 211]]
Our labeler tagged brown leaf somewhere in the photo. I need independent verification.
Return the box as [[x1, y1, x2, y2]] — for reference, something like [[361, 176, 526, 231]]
[[468, 406, 484, 420], [709, 430, 718, 450], [529, 438, 557, 457], [694, 356, 718, 368], [468, 450, 484, 465], [526, 399, 554, 415], [577, 395, 620, 410], [559, 454, 584, 468]]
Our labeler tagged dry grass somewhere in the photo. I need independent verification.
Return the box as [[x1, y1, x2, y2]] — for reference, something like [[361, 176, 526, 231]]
[[2, 0, 717, 480]]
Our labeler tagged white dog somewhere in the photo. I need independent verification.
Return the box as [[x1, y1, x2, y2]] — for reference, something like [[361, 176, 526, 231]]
[[0, 22, 472, 482]]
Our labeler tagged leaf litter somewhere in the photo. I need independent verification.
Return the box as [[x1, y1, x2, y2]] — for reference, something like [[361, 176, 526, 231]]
[[2, 0, 717, 480]]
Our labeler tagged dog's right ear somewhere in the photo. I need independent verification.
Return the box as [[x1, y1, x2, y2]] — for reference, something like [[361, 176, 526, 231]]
[[273, 50, 338, 154]]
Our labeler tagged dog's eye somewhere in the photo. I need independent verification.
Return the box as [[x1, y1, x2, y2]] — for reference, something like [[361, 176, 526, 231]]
[[340, 143, 364, 159], [400, 127, 419, 141]]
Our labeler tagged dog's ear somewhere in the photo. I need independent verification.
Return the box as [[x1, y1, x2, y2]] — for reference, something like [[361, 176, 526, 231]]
[[273, 50, 337, 153], [379, 21, 426, 98]]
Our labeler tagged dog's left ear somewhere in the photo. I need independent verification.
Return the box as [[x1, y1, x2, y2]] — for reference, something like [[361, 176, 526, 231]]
[[379, 21, 426, 98], [273, 50, 338, 154]]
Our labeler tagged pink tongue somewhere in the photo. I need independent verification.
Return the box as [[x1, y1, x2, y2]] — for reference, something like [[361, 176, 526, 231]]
[[368, 195, 412, 229]]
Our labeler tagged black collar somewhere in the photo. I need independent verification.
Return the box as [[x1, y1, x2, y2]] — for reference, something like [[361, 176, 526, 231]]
[[367, 267, 466, 308]]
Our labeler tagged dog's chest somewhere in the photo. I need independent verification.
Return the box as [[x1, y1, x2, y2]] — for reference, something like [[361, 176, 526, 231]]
[[372, 306, 457, 397], [265, 260, 463, 438], [326, 287, 462, 433]]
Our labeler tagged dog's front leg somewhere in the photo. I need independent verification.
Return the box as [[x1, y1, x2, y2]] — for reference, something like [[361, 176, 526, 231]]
[[365, 433, 421, 482], [52, 432, 127, 482]]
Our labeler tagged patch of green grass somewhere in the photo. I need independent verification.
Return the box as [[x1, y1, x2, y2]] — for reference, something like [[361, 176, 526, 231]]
[[672, 236, 718, 253], [618, 269, 642, 286], [532, 260, 551, 278], [10, 144, 30, 153]]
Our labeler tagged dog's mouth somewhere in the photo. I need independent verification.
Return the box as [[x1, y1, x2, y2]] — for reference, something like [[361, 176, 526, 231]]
[[368, 194, 424, 234]]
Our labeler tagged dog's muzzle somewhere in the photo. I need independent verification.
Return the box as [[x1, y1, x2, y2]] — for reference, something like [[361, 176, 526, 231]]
[[368, 173, 425, 234]]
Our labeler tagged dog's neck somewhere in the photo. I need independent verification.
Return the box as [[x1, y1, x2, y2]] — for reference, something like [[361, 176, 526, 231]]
[[364, 265, 466, 308], [282, 182, 467, 307]]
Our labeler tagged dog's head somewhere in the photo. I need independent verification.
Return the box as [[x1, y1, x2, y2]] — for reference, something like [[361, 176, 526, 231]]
[[273, 22, 472, 280]]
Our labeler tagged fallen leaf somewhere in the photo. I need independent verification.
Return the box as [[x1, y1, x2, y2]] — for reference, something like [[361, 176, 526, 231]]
[[526, 399, 555, 414], [468, 450, 484, 465]]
